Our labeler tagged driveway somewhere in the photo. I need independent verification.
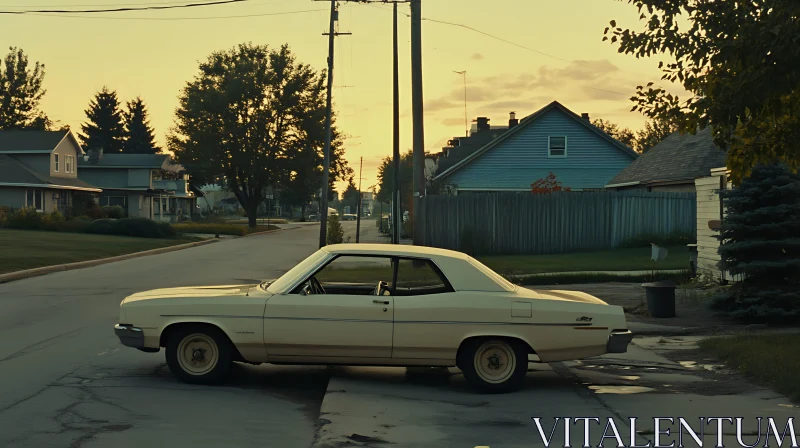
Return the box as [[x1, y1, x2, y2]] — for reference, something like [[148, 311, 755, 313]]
[[0, 225, 325, 448]]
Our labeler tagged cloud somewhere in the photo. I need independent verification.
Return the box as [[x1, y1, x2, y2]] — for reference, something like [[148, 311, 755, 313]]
[[471, 53, 484, 61]]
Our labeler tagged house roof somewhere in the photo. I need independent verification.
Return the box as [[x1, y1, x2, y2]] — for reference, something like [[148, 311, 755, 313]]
[[605, 127, 726, 187], [0, 154, 101, 192], [435, 129, 509, 174], [78, 153, 169, 169], [434, 101, 639, 181], [0, 129, 84, 155]]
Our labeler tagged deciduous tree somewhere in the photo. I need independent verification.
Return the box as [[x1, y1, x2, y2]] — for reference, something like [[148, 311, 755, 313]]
[[0, 47, 49, 130], [604, 0, 800, 183], [531, 172, 571, 194], [169, 43, 350, 228]]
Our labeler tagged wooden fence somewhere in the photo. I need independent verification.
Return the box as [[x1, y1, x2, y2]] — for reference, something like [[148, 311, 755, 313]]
[[419, 191, 696, 254]]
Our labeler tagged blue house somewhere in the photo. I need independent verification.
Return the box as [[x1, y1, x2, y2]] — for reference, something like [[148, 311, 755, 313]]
[[432, 101, 638, 193]]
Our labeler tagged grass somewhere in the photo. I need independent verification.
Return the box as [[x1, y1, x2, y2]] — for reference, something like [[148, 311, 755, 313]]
[[699, 333, 800, 402], [478, 245, 688, 275], [508, 271, 691, 286], [172, 223, 279, 236], [0, 229, 196, 275], [224, 218, 288, 225]]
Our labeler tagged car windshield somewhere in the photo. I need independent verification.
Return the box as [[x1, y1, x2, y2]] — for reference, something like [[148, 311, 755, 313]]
[[266, 249, 330, 294], [466, 256, 518, 292]]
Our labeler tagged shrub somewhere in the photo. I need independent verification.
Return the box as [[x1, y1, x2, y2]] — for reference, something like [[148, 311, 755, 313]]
[[86, 218, 176, 238], [42, 211, 65, 230], [326, 214, 344, 244], [102, 205, 125, 219], [172, 223, 247, 236], [5, 207, 44, 230], [0, 206, 9, 226], [86, 204, 105, 220], [711, 163, 800, 324], [619, 231, 695, 248]]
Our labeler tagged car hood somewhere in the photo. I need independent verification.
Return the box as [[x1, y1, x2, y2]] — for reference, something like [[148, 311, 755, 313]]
[[123, 284, 257, 304], [519, 287, 609, 305]]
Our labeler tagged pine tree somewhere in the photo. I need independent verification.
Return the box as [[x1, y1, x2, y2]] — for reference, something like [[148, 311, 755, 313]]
[[123, 97, 160, 154], [713, 163, 800, 323], [326, 213, 344, 245], [80, 87, 125, 153]]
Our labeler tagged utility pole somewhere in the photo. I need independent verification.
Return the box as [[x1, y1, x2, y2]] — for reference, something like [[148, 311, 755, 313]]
[[356, 156, 363, 243], [410, 0, 425, 245], [392, 0, 401, 244], [318, 0, 351, 248]]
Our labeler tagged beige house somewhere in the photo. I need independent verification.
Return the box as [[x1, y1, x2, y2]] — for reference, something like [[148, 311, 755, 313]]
[[0, 130, 101, 213]]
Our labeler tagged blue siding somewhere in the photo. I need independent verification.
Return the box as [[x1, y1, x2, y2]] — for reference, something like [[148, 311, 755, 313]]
[[446, 108, 636, 190]]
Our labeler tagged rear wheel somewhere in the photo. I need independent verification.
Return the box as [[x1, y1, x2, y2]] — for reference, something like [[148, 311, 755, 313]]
[[458, 338, 528, 393], [165, 325, 233, 385]]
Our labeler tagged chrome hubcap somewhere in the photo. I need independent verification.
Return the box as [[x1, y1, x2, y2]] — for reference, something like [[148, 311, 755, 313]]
[[177, 333, 218, 376], [474, 342, 515, 384]]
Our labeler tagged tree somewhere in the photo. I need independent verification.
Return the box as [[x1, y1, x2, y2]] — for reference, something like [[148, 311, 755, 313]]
[[636, 118, 677, 153], [713, 163, 800, 323], [604, 0, 800, 184], [0, 47, 50, 130], [169, 43, 349, 228], [531, 172, 571, 194], [341, 179, 360, 214], [80, 87, 125, 154], [123, 97, 160, 154], [592, 118, 637, 149], [326, 213, 344, 244], [376, 149, 413, 208]]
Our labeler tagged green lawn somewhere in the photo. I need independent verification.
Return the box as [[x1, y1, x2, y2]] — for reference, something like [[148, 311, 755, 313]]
[[0, 229, 196, 275], [699, 333, 800, 402], [478, 245, 687, 275]]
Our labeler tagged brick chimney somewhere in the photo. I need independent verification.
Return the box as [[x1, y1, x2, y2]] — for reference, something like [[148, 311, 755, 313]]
[[476, 117, 490, 132], [509, 111, 519, 128], [581, 113, 590, 122]]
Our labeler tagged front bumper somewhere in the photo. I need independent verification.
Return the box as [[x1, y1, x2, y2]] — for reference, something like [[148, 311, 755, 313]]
[[114, 324, 158, 352], [606, 330, 634, 353]]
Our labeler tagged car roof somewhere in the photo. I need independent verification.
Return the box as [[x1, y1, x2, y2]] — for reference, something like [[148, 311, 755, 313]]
[[322, 243, 469, 260]]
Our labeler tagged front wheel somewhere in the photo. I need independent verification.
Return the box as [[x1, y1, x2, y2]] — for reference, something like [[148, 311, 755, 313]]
[[458, 338, 528, 393], [165, 325, 233, 385]]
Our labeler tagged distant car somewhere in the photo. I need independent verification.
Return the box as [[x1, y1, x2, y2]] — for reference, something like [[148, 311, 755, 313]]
[[307, 214, 317, 221], [114, 244, 632, 393], [343, 214, 357, 221]]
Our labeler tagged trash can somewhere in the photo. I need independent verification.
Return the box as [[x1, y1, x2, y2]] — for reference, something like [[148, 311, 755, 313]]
[[642, 280, 676, 318]]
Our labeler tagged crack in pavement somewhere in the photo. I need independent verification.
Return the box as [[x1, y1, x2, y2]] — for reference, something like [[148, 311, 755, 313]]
[[0, 327, 87, 364]]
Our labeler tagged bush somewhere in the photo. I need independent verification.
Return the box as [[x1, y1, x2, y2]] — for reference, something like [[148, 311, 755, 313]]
[[619, 231, 696, 248], [102, 205, 125, 219], [86, 204, 105, 220], [172, 223, 247, 236], [5, 207, 44, 230], [327, 214, 344, 245], [87, 218, 176, 238], [0, 206, 10, 226]]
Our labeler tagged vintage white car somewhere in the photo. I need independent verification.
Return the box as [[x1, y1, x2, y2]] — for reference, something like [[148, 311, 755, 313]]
[[114, 244, 632, 393]]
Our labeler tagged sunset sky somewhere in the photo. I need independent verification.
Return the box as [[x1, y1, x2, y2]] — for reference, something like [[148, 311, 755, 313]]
[[1, 0, 682, 194]]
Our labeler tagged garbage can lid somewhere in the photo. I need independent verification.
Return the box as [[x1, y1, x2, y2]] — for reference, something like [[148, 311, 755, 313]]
[[641, 280, 677, 288]]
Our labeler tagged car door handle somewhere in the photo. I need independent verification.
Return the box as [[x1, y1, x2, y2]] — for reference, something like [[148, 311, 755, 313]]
[[373, 300, 390, 305]]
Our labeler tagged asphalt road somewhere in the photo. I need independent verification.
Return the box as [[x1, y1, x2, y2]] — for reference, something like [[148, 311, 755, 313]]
[[0, 224, 326, 448]]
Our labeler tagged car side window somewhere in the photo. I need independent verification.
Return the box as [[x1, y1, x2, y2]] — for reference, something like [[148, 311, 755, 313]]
[[394, 258, 453, 296], [309, 255, 395, 296]]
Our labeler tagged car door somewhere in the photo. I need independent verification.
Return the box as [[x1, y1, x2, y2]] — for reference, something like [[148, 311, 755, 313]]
[[263, 255, 395, 360], [391, 257, 461, 361]]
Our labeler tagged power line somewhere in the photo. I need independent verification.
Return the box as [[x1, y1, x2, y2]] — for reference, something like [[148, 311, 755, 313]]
[[0, 0, 248, 14], [20, 8, 325, 20]]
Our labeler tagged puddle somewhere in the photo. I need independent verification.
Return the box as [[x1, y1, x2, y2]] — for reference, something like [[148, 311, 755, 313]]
[[679, 361, 697, 369], [778, 404, 797, 408], [619, 375, 640, 381], [589, 385, 655, 394], [678, 361, 726, 372]]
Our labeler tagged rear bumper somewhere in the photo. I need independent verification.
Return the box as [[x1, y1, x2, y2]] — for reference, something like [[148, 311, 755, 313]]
[[607, 330, 633, 353]]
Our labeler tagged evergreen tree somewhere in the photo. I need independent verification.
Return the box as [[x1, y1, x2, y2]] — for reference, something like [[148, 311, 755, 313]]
[[123, 97, 160, 154], [326, 213, 344, 245], [80, 87, 125, 154], [713, 163, 800, 323], [0, 47, 49, 130]]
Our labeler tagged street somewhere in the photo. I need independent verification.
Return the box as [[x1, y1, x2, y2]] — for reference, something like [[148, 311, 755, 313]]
[[0, 224, 796, 448]]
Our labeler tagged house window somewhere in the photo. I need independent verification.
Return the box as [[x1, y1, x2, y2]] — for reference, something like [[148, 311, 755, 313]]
[[26, 189, 44, 211], [99, 196, 127, 208], [54, 154, 59, 172], [65, 155, 74, 173], [548, 136, 567, 158]]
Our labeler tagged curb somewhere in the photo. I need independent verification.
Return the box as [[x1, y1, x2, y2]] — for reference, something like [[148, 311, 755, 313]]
[[0, 239, 217, 284], [242, 228, 283, 237]]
